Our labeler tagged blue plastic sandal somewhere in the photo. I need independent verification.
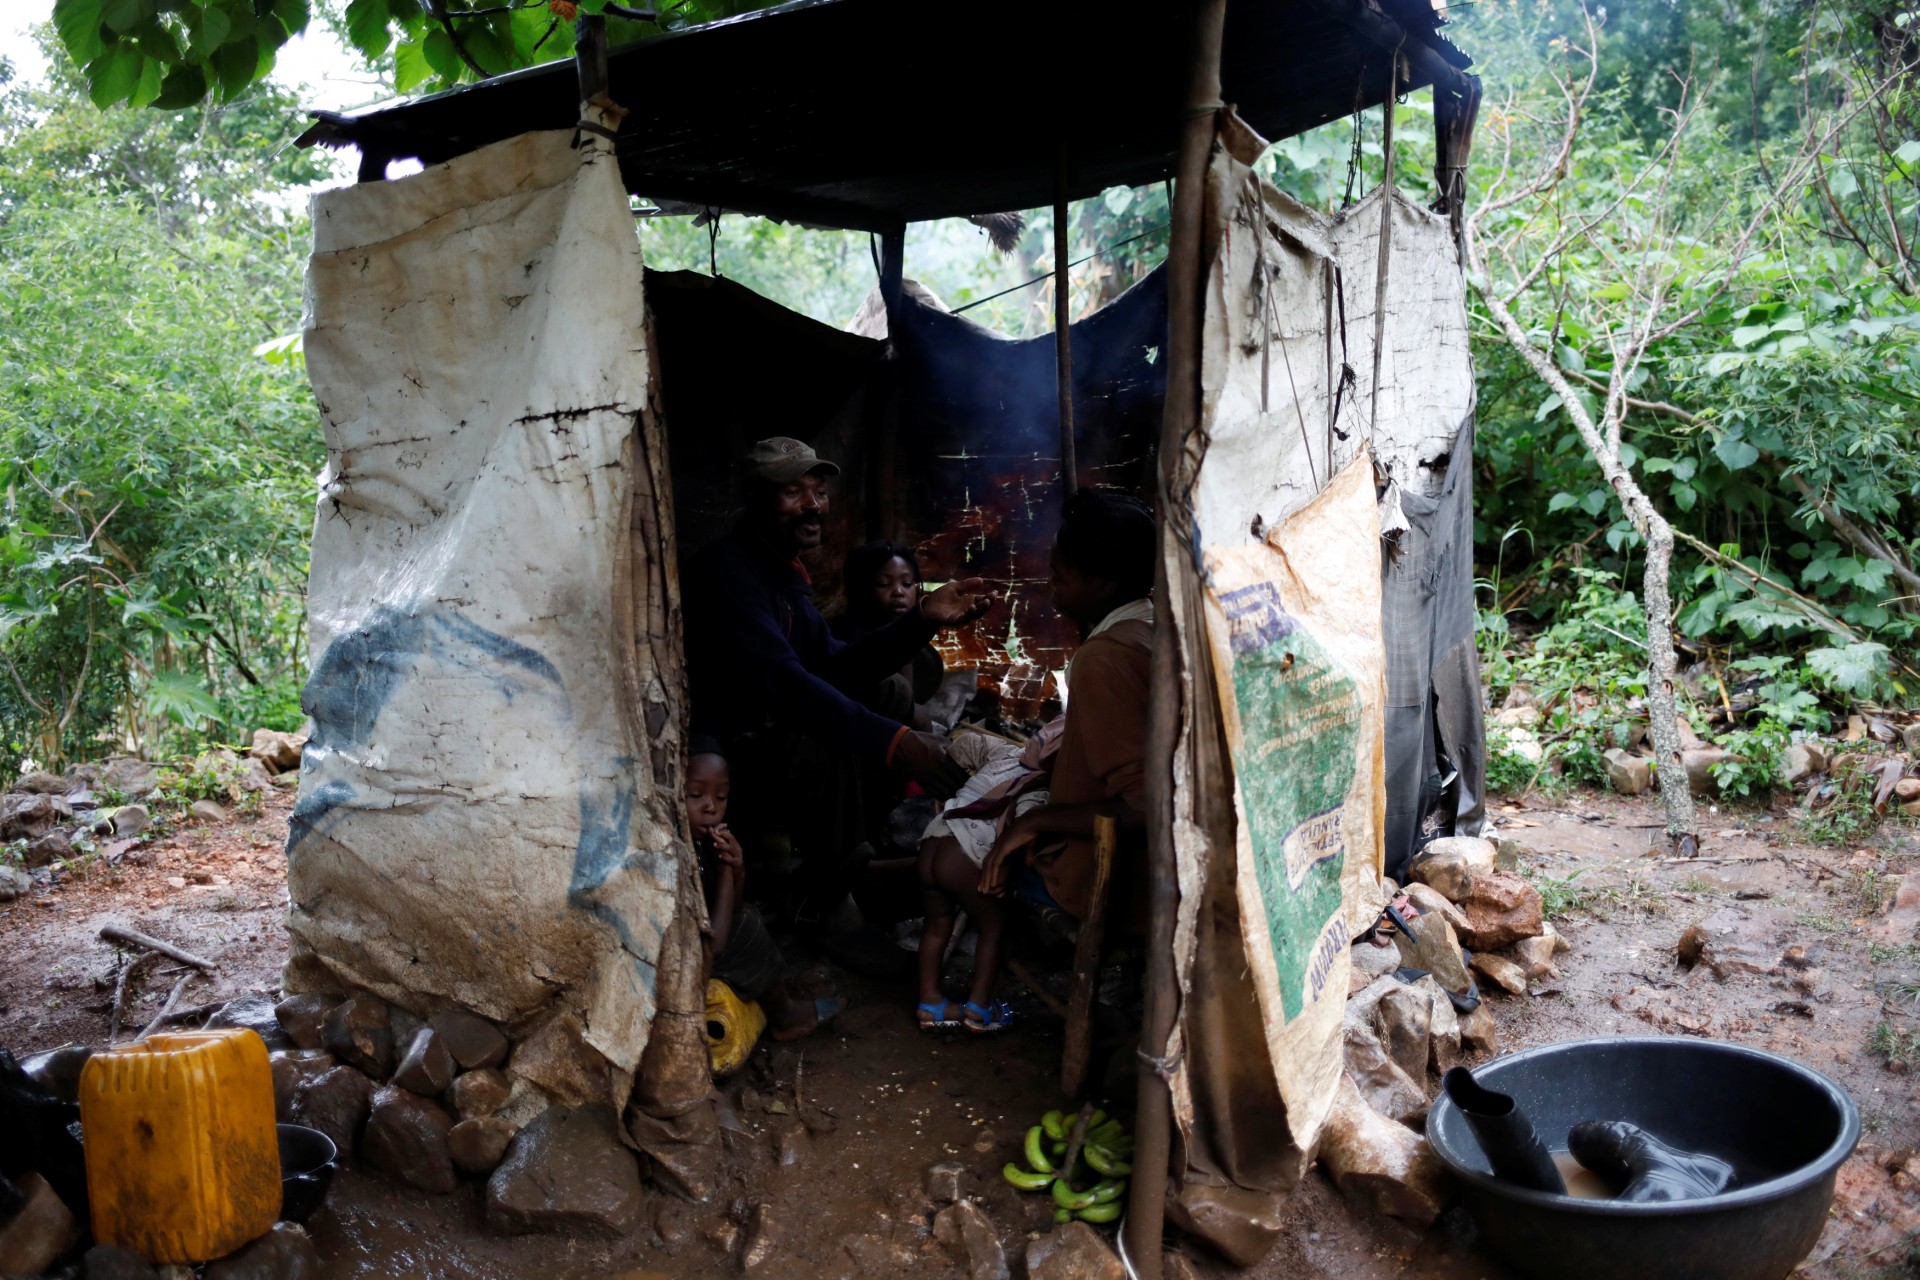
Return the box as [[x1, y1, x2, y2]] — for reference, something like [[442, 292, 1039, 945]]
[[917, 1001, 963, 1031], [965, 999, 1014, 1034]]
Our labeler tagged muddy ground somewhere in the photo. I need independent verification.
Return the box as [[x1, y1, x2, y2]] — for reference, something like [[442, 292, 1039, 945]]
[[4, 786, 1918, 1279]]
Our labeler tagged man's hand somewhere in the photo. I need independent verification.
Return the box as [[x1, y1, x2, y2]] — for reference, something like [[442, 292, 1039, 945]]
[[979, 814, 1042, 896], [711, 823, 745, 886], [919, 578, 993, 628], [891, 729, 967, 797]]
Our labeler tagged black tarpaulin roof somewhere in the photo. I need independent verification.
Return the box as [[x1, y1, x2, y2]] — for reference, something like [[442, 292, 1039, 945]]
[[300, 0, 1471, 233]]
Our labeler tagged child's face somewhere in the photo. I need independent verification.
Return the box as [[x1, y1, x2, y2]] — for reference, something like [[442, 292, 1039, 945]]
[[686, 753, 730, 837], [872, 555, 917, 616]]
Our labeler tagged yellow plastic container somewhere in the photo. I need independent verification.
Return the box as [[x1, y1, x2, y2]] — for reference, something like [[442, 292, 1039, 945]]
[[705, 979, 767, 1077], [79, 1028, 281, 1263]]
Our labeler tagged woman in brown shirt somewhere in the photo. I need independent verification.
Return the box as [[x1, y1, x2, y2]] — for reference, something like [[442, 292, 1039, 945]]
[[979, 490, 1156, 923]]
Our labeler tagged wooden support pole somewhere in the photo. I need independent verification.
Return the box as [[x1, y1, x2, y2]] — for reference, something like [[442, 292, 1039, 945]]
[[1127, 1, 1226, 1274], [1053, 150, 1078, 497], [878, 224, 906, 316], [574, 13, 608, 107], [1060, 813, 1118, 1097], [874, 223, 907, 538]]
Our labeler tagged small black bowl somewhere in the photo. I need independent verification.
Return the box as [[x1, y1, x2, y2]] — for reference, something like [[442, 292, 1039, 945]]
[[1427, 1037, 1858, 1280], [277, 1123, 338, 1223]]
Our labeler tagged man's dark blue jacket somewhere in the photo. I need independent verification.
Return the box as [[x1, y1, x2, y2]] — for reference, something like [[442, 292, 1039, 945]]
[[685, 528, 939, 761]]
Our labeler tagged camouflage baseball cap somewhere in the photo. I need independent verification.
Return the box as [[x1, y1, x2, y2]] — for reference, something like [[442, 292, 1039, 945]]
[[745, 436, 841, 484]]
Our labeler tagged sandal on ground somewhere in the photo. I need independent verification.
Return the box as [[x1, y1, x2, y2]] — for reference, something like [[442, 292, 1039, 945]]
[[917, 1001, 964, 1031], [771, 996, 847, 1042], [964, 1000, 1014, 1034]]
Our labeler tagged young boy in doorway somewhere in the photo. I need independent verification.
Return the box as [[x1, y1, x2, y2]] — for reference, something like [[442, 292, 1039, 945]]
[[915, 490, 1156, 1034], [687, 739, 844, 1041]]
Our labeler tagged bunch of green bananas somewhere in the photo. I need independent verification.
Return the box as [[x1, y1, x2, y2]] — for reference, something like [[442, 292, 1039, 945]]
[[1001, 1108, 1136, 1224]]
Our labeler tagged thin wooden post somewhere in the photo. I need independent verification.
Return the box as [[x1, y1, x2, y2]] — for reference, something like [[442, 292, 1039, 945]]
[[1061, 812, 1118, 1097], [573, 13, 607, 106], [1127, 1, 1227, 1274], [875, 224, 907, 537], [1053, 148, 1078, 497]]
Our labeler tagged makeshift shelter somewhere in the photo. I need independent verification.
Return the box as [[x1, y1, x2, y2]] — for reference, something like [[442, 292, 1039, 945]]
[[291, 0, 1484, 1269]]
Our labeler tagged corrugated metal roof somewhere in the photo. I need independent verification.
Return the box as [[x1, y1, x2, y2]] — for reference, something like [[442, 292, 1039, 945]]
[[301, 0, 1471, 232]]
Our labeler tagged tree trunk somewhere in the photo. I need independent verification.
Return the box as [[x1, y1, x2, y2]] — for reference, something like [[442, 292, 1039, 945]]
[[1639, 511, 1698, 850]]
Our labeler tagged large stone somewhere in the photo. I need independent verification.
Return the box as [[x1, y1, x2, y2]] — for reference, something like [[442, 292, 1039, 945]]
[[1456, 871, 1546, 952], [740, 1201, 778, 1271], [1401, 882, 1468, 933], [625, 1100, 718, 1202], [276, 994, 333, 1051], [84, 1244, 160, 1280], [362, 1086, 456, 1193], [1459, 1003, 1499, 1056], [1317, 1075, 1449, 1224], [448, 1116, 518, 1174], [1506, 932, 1561, 981], [510, 1012, 610, 1105], [1424, 979, 1463, 1075], [269, 1050, 336, 1122], [1781, 742, 1827, 787], [23, 1044, 94, 1103], [1342, 976, 1432, 1124], [452, 1067, 511, 1119], [1469, 951, 1529, 996], [392, 1027, 456, 1097], [0, 791, 69, 841], [1025, 1220, 1123, 1280], [206, 994, 291, 1051], [487, 1104, 644, 1235], [23, 829, 71, 868], [13, 770, 67, 794], [294, 1063, 374, 1156], [1604, 748, 1652, 796], [203, 1223, 322, 1280], [429, 1008, 509, 1070], [1392, 909, 1475, 1003], [99, 757, 158, 797], [0, 864, 31, 901], [0, 1172, 79, 1276], [189, 799, 230, 823], [1682, 747, 1729, 796], [249, 727, 308, 774], [1895, 778, 1920, 803], [110, 803, 150, 837], [924, 1162, 967, 1204], [322, 993, 394, 1078], [933, 1199, 1009, 1280]]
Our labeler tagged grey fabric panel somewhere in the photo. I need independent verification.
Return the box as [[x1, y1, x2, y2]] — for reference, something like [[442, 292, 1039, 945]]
[[1379, 415, 1485, 877]]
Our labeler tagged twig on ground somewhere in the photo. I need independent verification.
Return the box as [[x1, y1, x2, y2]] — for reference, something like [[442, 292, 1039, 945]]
[[100, 924, 217, 971], [137, 972, 197, 1041]]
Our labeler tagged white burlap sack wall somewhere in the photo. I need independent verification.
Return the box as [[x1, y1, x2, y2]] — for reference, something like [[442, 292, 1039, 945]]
[[289, 129, 685, 1098]]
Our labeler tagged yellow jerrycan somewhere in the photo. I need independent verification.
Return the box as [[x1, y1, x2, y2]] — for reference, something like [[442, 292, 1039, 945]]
[[705, 979, 768, 1077], [79, 1028, 281, 1263]]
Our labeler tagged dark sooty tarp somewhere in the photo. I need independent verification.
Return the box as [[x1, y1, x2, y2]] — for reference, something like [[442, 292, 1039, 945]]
[[1381, 415, 1487, 877], [891, 271, 1167, 716]]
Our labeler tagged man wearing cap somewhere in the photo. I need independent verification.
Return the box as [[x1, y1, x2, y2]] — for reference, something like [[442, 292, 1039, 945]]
[[682, 437, 987, 926]]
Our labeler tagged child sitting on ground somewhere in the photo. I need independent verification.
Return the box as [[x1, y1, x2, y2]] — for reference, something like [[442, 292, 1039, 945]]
[[687, 740, 843, 1042]]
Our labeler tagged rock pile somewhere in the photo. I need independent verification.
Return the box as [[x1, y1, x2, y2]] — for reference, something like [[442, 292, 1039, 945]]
[[0, 729, 307, 902], [270, 988, 644, 1233], [1321, 835, 1566, 1225]]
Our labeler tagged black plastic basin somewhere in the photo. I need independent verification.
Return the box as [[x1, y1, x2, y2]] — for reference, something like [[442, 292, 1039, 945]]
[[277, 1123, 338, 1223], [1427, 1037, 1858, 1280]]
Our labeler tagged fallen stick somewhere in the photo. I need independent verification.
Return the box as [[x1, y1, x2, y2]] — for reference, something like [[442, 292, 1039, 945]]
[[1061, 1102, 1096, 1179], [106, 951, 161, 1045], [137, 972, 197, 1041], [100, 924, 217, 971]]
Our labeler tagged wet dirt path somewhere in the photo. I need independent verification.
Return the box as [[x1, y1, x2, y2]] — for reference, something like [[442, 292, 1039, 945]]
[[4, 789, 1917, 1277]]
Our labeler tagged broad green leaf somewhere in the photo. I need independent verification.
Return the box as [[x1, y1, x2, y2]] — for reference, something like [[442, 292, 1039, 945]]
[[100, 0, 154, 33], [1714, 435, 1760, 471], [1827, 166, 1859, 198], [393, 37, 432, 90], [1103, 186, 1135, 216], [152, 64, 208, 109], [1534, 393, 1562, 422], [84, 43, 145, 108], [53, 0, 107, 65], [144, 669, 222, 727], [345, 0, 392, 59], [1730, 324, 1771, 348], [422, 28, 464, 80], [1807, 642, 1890, 696], [1547, 491, 1579, 513], [188, 6, 231, 56], [1895, 140, 1920, 168], [1671, 481, 1697, 511], [126, 50, 164, 107], [212, 36, 259, 101]]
